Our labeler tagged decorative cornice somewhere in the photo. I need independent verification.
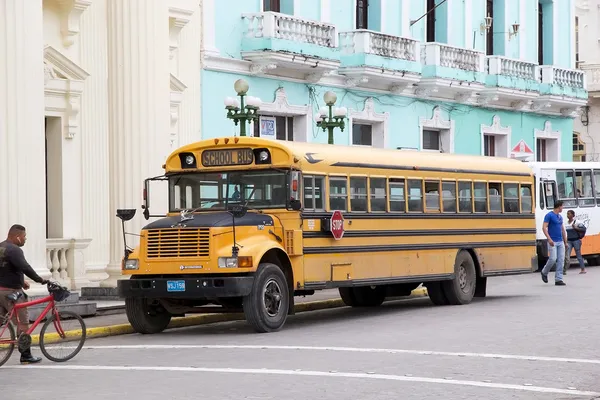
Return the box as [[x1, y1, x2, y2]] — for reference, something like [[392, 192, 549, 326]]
[[169, 6, 195, 59], [170, 73, 188, 92], [44, 45, 90, 81]]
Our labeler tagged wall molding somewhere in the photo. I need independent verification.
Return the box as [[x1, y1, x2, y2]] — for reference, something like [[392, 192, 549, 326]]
[[480, 115, 511, 157], [419, 106, 455, 153]]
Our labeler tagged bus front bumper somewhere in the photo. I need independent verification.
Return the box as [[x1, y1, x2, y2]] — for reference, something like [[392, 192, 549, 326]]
[[117, 276, 255, 299]]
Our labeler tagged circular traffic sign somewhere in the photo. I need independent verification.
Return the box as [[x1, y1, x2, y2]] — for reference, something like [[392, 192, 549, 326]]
[[330, 210, 345, 240]]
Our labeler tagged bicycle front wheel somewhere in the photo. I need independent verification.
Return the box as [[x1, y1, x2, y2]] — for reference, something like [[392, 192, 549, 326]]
[[39, 310, 86, 362], [0, 320, 16, 367]]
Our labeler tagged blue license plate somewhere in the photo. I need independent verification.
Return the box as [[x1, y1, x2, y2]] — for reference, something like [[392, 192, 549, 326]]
[[167, 280, 186, 292]]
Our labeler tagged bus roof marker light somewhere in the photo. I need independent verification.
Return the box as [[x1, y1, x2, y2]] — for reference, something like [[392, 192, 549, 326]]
[[224, 138, 230, 144], [234, 137, 240, 143]]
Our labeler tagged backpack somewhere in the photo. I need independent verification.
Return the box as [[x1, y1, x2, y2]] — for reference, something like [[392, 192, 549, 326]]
[[573, 221, 587, 239]]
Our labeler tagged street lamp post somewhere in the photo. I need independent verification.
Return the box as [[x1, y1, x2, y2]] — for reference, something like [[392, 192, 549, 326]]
[[224, 78, 262, 137], [315, 91, 347, 145]]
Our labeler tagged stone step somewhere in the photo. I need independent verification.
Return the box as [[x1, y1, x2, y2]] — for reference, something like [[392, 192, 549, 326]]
[[27, 301, 97, 323], [27, 291, 80, 305], [80, 287, 121, 301]]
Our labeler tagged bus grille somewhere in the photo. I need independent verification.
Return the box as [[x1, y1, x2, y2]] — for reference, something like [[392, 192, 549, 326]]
[[146, 228, 210, 259]]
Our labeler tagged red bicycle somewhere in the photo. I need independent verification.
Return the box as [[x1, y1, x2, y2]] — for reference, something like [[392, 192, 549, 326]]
[[0, 281, 86, 367]]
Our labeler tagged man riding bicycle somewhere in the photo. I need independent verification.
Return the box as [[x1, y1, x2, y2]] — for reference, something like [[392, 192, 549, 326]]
[[0, 224, 48, 364]]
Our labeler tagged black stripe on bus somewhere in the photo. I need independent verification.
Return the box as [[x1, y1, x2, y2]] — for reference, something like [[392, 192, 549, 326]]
[[303, 240, 536, 255], [302, 228, 536, 239], [303, 273, 453, 290], [483, 268, 534, 277], [330, 161, 533, 177], [301, 212, 535, 220]]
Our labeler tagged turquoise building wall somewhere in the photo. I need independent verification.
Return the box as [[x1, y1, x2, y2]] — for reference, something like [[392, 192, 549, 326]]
[[203, 0, 585, 162]]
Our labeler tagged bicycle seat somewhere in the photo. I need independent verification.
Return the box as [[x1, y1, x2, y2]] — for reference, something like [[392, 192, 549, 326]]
[[6, 292, 23, 302]]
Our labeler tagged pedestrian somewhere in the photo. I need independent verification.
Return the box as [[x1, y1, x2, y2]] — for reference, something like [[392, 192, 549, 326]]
[[540, 200, 567, 286], [0, 224, 48, 364], [564, 210, 587, 274]]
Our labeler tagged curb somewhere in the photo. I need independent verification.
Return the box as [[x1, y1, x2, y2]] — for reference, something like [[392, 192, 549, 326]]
[[30, 287, 428, 344]]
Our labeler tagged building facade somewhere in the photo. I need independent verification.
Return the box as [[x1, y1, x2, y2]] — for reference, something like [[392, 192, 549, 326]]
[[0, 0, 202, 293], [201, 0, 587, 164], [575, 0, 600, 162]]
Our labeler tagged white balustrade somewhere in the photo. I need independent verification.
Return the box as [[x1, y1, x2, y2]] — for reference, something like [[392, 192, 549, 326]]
[[421, 42, 485, 72], [580, 63, 600, 92], [46, 238, 92, 291], [242, 12, 337, 48], [540, 65, 586, 89], [338, 30, 419, 61], [487, 56, 538, 81]]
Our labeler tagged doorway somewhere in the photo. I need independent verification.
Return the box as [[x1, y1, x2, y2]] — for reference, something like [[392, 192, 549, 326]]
[[45, 116, 63, 239]]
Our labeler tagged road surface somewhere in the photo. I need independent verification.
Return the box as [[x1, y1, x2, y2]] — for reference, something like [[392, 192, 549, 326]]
[[2, 270, 599, 399]]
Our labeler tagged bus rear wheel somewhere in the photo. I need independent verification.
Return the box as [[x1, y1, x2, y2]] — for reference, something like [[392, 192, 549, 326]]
[[441, 251, 476, 305], [339, 286, 385, 307], [125, 297, 172, 334], [243, 263, 290, 333]]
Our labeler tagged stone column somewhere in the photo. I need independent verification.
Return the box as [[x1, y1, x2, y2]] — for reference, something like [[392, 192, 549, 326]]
[[103, 0, 171, 287], [79, 0, 111, 285], [0, 0, 51, 293]]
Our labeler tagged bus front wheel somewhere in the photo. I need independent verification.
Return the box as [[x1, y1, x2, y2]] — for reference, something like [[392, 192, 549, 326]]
[[243, 263, 290, 333], [441, 251, 476, 305], [125, 297, 172, 334]]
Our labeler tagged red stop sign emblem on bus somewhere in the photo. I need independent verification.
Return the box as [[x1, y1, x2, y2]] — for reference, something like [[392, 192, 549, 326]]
[[330, 210, 345, 240]]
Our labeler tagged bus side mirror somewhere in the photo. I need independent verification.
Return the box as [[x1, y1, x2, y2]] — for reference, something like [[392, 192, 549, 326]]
[[289, 199, 301, 211], [228, 204, 248, 219], [116, 209, 136, 221]]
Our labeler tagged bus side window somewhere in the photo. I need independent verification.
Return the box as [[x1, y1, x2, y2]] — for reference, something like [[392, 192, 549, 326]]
[[329, 177, 348, 211], [520, 184, 533, 213], [594, 169, 600, 205], [556, 169, 577, 207], [488, 183, 502, 212], [425, 181, 440, 212], [503, 183, 519, 213], [539, 181, 545, 209], [370, 177, 387, 212], [442, 181, 456, 213], [408, 179, 423, 212], [474, 182, 487, 213], [458, 181, 472, 213], [575, 169, 595, 207], [389, 179, 406, 212], [303, 175, 324, 211], [350, 177, 368, 212]]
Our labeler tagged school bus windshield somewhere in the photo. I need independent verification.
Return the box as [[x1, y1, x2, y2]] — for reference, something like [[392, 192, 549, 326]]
[[168, 169, 289, 212]]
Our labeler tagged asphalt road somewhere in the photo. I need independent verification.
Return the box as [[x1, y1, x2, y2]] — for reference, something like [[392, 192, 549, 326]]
[[2, 269, 599, 399]]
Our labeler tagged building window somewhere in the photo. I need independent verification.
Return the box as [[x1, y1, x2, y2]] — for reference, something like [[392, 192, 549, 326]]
[[536, 138, 547, 161], [573, 132, 586, 162], [356, 0, 368, 29], [576, 16, 580, 67], [538, 1, 544, 65], [423, 129, 440, 151], [263, 0, 280, 12], [426, 0, 436, 42], [352, 123, 372, 146], [486, 0, 494, 56], [484, 135, 495, 156], [535, 121, 561, 162], [253, 115, 294, 141]]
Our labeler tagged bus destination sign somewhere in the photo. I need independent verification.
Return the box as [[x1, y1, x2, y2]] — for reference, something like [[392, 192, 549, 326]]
[[201, 148, 254, 167]]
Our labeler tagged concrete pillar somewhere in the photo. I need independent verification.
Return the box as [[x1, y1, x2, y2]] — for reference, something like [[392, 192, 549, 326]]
[[104, 0, 171, 287], [0, 0, 51, 293], [79, 0, 111, 286]]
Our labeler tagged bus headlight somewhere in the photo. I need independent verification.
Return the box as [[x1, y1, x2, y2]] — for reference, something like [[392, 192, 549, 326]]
[[218, 256, 253, 268], [123, 259, 139, 270]]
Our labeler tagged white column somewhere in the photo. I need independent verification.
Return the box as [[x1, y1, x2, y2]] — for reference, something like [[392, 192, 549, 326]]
[[104, 0, 171, 287], [79, 0, 110, 285], [177, 5, 202, 146], [0, 0, 51, 292], [201, 0, 219, 58]]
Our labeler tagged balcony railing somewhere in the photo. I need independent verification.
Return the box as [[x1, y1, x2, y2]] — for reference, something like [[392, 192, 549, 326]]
[[242, 12, 337, 48], [46, 238, 92, 290], [487, 56, 537, 81], [338, 30, 419, 61], [421, 42, 485, 72], [540, 66, 586, 89]]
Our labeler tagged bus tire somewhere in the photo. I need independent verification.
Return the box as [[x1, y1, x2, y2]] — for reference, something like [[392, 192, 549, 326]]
[[442, 251, 476, 305], [243, 263, 289, 333], [425, 281, 449, 305], [125, 297, 172, 334], [353, 286, 386, 307], [339, 287, 358, 307]]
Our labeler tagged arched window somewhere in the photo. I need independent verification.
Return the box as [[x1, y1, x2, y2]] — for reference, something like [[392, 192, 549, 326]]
[[573, 132, 586, 162]]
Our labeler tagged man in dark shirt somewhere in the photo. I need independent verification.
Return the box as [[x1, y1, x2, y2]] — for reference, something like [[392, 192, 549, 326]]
[[0, 224, 47, 364]]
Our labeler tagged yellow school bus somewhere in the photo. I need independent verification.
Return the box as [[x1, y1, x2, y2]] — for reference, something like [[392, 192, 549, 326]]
[[116, 136, 537, 334]]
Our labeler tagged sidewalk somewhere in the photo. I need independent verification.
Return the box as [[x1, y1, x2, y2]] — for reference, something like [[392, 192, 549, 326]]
[[27, 287, 429, 342]]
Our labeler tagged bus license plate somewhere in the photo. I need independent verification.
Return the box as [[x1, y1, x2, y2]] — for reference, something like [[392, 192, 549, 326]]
[[167, 280, 185, 292]]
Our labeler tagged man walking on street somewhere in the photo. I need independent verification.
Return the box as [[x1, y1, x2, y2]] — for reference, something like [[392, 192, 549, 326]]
[[0, 224, 48, 364], [541, 201, 567, 285], [564, 210, 587, 274]]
